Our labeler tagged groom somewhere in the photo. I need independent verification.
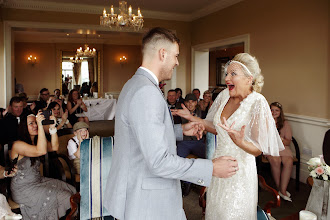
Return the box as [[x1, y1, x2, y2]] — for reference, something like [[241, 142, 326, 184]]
[[104, 27, 238, 220]]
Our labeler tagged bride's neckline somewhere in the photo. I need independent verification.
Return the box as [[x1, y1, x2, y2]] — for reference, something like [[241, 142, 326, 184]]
[[220, 89, 255, 122]]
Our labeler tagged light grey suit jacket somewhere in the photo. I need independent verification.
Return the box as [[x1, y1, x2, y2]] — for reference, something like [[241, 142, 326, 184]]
[[104, 68, 213, 220]]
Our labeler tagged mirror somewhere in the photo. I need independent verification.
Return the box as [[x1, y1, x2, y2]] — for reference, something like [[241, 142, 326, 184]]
[[60, 51, 101, 97]]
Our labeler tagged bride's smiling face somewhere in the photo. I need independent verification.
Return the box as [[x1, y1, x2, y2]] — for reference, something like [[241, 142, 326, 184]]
[[225, 63, 252, 98]]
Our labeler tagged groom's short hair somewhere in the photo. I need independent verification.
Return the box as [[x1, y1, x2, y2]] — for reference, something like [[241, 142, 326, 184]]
[[142, 27, 180, 56]]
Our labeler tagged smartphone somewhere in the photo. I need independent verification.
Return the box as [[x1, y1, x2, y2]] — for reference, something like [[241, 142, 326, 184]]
[[41, 110, 55, 125], [5, 155, 18, 173]]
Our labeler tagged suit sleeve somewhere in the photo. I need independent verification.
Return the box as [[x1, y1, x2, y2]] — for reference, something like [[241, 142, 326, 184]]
[[173, 124, 183, 141], [129, 86, 213, 186]]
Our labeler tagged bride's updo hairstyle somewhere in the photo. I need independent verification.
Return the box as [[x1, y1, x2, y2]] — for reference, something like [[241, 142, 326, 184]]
[[232, 53, 264, 93]]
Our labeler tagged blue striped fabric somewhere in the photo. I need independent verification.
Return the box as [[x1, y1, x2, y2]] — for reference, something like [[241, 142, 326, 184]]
[[205, 132, 217, 160], [80, 136, 114, 220]]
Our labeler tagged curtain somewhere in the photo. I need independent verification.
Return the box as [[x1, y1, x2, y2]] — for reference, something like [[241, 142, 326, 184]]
[[88, 58, 94, 84], [73, 62, 81, 86]]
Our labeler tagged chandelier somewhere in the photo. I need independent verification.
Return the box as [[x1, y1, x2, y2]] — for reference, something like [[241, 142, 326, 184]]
[[100, 1, 143, 31], [76, 44, 96, 58], [70, 55, 83, 63]]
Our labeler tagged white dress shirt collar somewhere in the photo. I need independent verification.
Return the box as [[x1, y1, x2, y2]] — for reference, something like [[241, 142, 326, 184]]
[[139, 67, 159, 85]]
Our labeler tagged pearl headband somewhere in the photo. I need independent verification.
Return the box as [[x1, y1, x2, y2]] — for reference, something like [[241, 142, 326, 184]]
[[225, 60, 253, 77]]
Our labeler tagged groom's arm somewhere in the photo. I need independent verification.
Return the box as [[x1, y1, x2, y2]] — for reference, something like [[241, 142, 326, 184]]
[[129, 86, 213, 186]]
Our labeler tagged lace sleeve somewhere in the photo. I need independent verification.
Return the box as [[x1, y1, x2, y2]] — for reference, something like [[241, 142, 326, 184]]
[[244, 95, 285, 156], [205, 89, 228, 122]]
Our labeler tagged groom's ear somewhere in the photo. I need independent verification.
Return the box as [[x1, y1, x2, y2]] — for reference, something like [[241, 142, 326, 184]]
[[158, 48, 167, 62]]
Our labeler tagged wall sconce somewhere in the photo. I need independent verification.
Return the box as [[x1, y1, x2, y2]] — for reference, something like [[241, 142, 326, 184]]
[[27, 55, 37, 65], [119, 56, 127, 64]]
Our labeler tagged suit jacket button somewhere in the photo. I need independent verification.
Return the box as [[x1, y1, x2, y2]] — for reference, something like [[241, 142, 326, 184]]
[[198, 179, 204, 185]]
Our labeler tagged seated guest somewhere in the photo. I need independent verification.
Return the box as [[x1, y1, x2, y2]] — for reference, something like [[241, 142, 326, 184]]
[[198, 90, 214, 119], [47, 102, 72, 130], [18, 93, 33, 116], [54, 89, 61, 99], [167, 89, 182, 124], [177, 93, 206, 159], [67, 89, 89, 125], [0, 97, 24, 146], [192, 88, 202, 102], [267, 102, 293, 202], [10, 113, 76, 219], [0, 165, 23, 220], [175, 87, 184, 103], [34, 88, 50, 113], [67, 122, 89, 174], [80, 82, 90, 97]]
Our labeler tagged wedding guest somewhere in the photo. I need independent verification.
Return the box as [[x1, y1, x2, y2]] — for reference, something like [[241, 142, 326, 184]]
[[67, 89, 89, 125], [267, 102, 293, 202], [198, 90, 214, 119], [10, 113, 76, 219], [175, 88, 184, 103], [54, 89, 61, 99], [67, 122, 89, 174], [167, 89, 182, 124], [192, 88, 202, 102], [0, 166, 22, 220], [34, 88, 50, 112], [47, 102, 72, 130]]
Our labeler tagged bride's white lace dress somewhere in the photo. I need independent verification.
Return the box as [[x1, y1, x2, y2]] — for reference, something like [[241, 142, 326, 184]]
[[205, 89, 284, 220]]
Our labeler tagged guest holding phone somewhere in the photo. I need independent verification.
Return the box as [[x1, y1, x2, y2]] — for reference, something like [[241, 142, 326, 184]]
[[67, 89, 89, 125], [9, 113, 76, 219], [0, 165, 22, 220]]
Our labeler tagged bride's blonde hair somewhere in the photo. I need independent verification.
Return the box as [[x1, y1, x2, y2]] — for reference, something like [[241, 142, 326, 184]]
[[232, 53, 264, 93]]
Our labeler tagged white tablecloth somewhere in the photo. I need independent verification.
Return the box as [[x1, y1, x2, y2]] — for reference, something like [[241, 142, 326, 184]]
[[79, 98, 116, 121]]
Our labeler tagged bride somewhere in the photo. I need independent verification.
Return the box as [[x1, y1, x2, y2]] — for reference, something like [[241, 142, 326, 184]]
[[173, 53, 284, 219]]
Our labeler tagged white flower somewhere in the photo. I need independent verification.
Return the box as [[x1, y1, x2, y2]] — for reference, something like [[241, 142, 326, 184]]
[[310, 170, 317, 178], [325, 166, 330, 174], [322, 174, 328, 180], [307, 157, 322, 167]]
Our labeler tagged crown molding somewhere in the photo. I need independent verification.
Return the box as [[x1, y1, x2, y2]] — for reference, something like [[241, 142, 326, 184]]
[[3, 0, 243, 22]]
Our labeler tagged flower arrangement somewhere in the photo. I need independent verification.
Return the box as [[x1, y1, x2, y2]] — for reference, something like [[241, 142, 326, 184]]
[[307, 155, 330, 181]]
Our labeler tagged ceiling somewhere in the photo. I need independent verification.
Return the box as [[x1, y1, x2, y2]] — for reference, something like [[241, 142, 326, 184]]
[[5, 0, 243, 44]]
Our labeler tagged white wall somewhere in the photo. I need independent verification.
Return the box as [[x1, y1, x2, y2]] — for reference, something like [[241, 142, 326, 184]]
[[192, 51, 209, 94], [286, 114, 330, 182]]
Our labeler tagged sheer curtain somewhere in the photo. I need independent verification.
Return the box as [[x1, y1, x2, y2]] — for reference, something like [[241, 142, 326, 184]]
[[73, 63, 82, 85]]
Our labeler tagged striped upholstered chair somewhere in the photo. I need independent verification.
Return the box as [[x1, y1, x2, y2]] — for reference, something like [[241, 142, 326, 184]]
[[199, 132, 280, 220], [66, 136, 114, 220]]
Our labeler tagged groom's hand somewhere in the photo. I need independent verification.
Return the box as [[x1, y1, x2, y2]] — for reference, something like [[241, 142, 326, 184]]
[[182, 122, 205, 140], [212, 156, 238, 178]]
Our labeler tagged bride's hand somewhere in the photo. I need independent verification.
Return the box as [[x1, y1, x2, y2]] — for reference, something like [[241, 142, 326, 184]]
[[218, 117, 245, 147], [171, 104, 191, 120]]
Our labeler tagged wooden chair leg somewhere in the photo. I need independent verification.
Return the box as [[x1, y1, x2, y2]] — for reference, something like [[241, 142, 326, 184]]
[[66, 193, 80, 220]]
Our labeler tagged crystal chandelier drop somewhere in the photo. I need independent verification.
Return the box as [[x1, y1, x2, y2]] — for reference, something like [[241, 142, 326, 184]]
[[100, 1, 143, 31], [70, 55, 83, 63], [76, 44, 96, 58]]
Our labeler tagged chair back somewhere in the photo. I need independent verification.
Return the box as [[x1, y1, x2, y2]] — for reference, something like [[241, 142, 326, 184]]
[[80, 136, 114, 220], [205, 132, 217, 160]]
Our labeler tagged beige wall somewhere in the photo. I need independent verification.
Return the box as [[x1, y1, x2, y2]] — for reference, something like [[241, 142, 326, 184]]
[[15, 43, 57, 96], [192, 0, 329, 119], [103, 45, 142, 93]]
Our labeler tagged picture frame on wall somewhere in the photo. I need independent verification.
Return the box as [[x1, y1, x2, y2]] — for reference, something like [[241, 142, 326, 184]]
[[216, 57, 230, 86]]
